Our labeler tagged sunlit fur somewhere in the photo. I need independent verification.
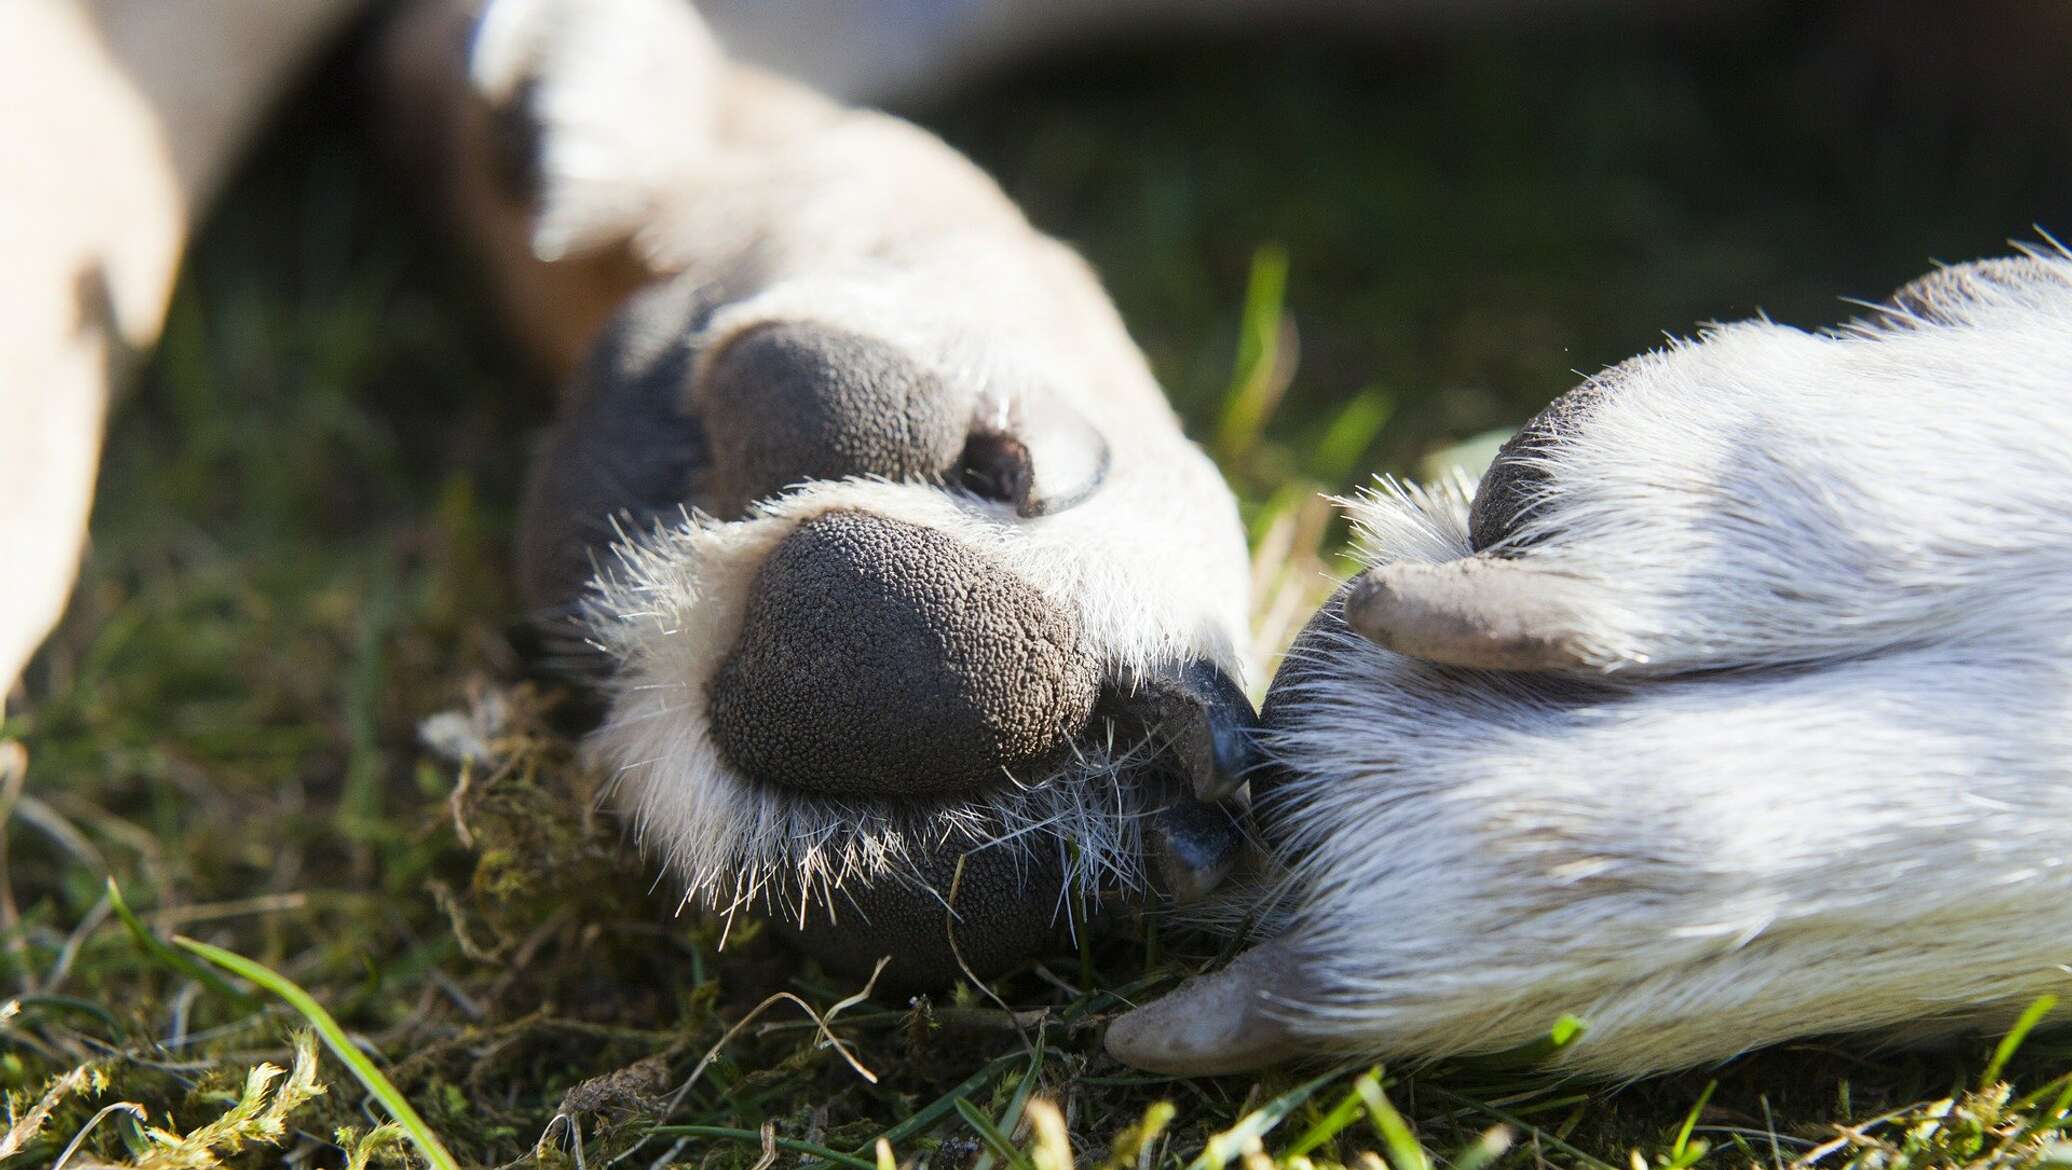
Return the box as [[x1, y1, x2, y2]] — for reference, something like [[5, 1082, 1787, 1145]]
[[489, 0, 1254, 929], [15, 0, 2071, 1078], [585, 475, 1249, 928], [1465, 251, 2072, 675], [1251, 254, 2072, 1074], [497, 0, 2072, 1068]]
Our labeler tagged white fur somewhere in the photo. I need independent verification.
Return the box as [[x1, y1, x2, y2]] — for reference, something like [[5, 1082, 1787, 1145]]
[[585, 471, 1249, 926], [468, 0, 1253, 928], [471, 0, 723, 260], [1475, 252, 2072, 674], [1249, 254, 2072, 1074]]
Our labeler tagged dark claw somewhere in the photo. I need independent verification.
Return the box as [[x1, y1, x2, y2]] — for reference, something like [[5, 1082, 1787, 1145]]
[[1109, 659, 1264, 803], [1147, 795, 1244, 902], [961, 396, 1111, 517]]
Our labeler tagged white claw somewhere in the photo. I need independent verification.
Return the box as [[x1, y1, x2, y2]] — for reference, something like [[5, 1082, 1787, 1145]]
[[1343, 558, 1607, 672], [1105, 942, 1309, 1076]]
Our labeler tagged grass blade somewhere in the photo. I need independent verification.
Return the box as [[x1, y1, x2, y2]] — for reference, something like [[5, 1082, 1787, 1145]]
[[1188, 1065, 1349, 1170], [172, 934, 460, 1170], [974, 1030, 1048, 1170], [107, 878, 254, 1009], [853, 1053, 1022, 1158], [957, 1097, 1036, 1170], [646, 1126, 877, 1170], [1984, 995, 2059, 1088], [1213, 244, 1293, 464], [1450, 1126, 1514, 1170], [1669, 1080, 1716, 1168], [1354, 1069, 1428, 1170], [1281, 1081, 1368, 1159], [1460, 1014, 1589, 1072], [1420, 1084, 1620, 1170]]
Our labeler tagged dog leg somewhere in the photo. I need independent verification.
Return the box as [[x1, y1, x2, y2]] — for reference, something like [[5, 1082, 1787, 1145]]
[[0, 0, 361, 701], [1113, 254, 2072, 1075], [1349, 256, 2072, 677]]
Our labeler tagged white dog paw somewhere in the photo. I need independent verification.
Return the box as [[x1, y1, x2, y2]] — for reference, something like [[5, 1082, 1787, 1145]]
[[522, 278, 1258, 985], [1111, 253, 2072, 1077]]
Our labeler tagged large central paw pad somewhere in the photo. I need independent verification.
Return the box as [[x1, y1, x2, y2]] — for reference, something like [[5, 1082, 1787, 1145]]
[[709, 510, 1099, 797]]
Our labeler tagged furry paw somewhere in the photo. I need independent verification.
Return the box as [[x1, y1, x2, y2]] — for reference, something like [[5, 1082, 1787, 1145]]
[[467, 0, 1259, 983], [1110, 252, 2072, 1076], [519, 276, 1257, 984]]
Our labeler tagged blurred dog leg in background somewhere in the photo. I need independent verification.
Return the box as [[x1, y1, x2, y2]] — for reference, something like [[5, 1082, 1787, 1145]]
[[0, 0, 357, 702]]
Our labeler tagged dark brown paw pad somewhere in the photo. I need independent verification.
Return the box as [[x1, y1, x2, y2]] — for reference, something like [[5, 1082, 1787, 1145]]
[[697, 323, 971, 518], [774, 832, 1070, 987], [708, 510, 1101, 798]]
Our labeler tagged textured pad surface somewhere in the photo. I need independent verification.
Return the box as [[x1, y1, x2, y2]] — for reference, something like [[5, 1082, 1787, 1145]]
[[774, 830, 1070, 987], [697, 322, 972, 518], [710, 510, 1099, 797]]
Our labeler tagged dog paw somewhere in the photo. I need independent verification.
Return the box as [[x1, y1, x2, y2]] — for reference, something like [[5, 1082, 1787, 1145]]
[[542, 305, 1254, 982], [1111, 253, 2072, 1076], [469, 0, 725, 261], [530, 272, 1258, 979], [425, 0, 1265, 984]]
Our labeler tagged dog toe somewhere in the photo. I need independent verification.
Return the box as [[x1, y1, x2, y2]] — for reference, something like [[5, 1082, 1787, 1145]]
[[696, 323, 974, 518]]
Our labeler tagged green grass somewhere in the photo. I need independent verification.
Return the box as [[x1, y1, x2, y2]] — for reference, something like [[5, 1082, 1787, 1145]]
[[7, 8, 2072, 1168]]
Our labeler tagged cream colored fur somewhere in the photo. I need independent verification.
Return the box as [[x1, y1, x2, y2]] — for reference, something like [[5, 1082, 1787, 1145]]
[[0, 0, 356, 701]]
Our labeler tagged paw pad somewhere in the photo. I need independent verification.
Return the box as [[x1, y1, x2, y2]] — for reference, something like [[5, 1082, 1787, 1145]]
[[709, 510, 1099, 797]]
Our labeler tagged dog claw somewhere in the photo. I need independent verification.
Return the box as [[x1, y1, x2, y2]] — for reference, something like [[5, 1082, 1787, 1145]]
[[1343, 558, 1600, 672], [1111, 659, 1263, 802], [1105, 942, 1307, 1075], [962, 395, 1111, 517], [1147, 795, 1244, 902]]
